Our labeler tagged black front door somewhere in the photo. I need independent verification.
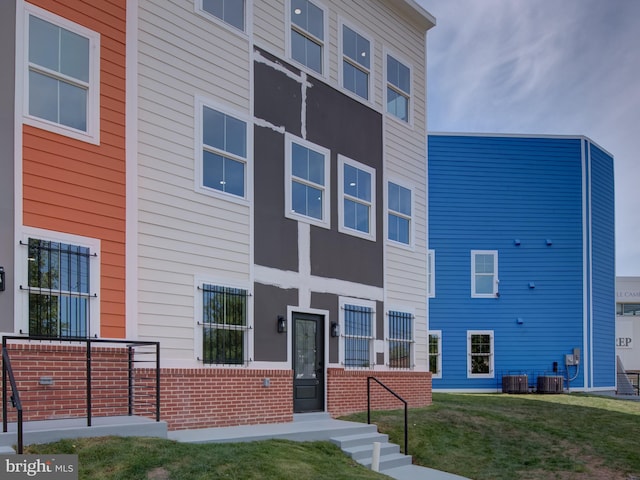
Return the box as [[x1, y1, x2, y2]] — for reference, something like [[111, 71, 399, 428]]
[[293, 313, 324, 413]]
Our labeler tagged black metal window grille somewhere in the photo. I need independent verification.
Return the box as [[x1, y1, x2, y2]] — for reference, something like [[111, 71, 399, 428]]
[[470, 334, 492, 374], [344, 304, 373, 368], [388, 311, 412, 369], [428, 333, 440, 375], [202, 284, 248, 365], [22, 238, 94, 338]]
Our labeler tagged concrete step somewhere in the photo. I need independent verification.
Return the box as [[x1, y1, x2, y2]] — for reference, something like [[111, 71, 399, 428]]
[[0, 416, 167, 448], [342, 441, 400, 460], [360, 451, 413, 471], [330, 431, 388, 449], [0, 445, 16, 455]]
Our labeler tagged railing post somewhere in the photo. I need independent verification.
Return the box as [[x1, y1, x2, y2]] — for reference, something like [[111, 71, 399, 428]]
[[17, 408, 23, 454], [367, 377, 371, 425], [86, 338, 92, 427], [155, 343, 161, 422], [128, 346, 133, 416], [2, 338, 7, 433]]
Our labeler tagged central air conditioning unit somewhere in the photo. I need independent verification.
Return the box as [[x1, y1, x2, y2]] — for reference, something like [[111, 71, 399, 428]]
[[502, 375, 528, 394], [537, 375, 564, 394]]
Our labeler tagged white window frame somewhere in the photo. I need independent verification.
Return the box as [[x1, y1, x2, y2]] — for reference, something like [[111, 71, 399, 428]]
[[22, 3, 101, 144], [338, 18, 373, 103], [428, 330, 442, 379], [339, 297, 376, 369], [194, 275, 253, 366], [386, 307, 415, 370], [471, 250, 499, 298], [285, 133, 331, 229], [428, 249, 435, 297], [384, 49, 412, 125], [467, 330, 494, 378], [338, 155, 375, 241], [195, 96, 252, 204], [18, 227, 101, 338], [195, 0, 250, 36], [286, 0, 328, 77], [386, 179, 414, 248]]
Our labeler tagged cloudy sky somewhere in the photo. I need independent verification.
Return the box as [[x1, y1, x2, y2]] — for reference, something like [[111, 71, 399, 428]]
[[417, 0, 640, 276]]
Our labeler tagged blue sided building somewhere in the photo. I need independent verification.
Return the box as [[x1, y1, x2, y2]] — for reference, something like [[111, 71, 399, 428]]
[[428, 134, 615, 393]]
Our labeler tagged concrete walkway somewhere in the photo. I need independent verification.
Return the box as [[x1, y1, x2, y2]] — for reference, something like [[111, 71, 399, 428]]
[[168, 413, 470, 480]]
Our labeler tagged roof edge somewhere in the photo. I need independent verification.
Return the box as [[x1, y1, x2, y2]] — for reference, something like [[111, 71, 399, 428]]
[[428, 132, 613, 158]]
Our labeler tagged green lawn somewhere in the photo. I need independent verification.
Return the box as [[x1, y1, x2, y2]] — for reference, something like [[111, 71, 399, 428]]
[[26, 437, 387, 480], [344, 393, 640, 480], [25, 393, 640, 480]]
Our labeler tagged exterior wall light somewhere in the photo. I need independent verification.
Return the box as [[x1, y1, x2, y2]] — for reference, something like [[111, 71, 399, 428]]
[[277, 315, 286, 333], [0, 266, 4, 291], [331, 322, 340, 337]]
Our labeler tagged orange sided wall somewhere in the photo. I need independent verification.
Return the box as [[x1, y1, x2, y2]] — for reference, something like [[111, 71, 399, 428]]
[[327, 369, 432, 417], [22, 0, 127, 338]]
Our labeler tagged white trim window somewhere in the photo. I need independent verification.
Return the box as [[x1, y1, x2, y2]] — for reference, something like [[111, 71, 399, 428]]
[[471, 250, 498, 298], [196, 98, 249, 201], [197, 0, 246, 32], [285, 134, 331, 228], [23, 3, 101, 144], [386, 53, 411, 122], [289, 0, 326, 75], [428, 249, 435, 297], [387, 181, 412, 246], [388, 310, 413, 369], [428, 331, 442, 379], [467, 331, 494, 378], [340, 22, 371, 100], [198, 283, 250, 365], [340, 298, 375, 368], [338, 155, 375, 240], [19, 228, 100, 338]]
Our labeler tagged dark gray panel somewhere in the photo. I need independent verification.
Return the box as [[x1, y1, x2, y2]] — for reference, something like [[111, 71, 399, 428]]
[[254, 47, 303, 137], [253, 126, 299, 271], [0, 1, 16, 331], [306, 78, 384, 287], [310, 292, 338, 364], [253, 283, 298, 362]]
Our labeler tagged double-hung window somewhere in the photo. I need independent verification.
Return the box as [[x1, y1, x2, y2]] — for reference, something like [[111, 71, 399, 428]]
[[471, 250, 498, 297], [388, 310, 413, 369], [24, 3, 100, 143], [285, 134, 330, 228], [199, 0, 245, 31], [428, 331, 442, 378], [22, 234, 98, 338], [201, 284, 249, 365], [342, 300, 375, 368], [388, 182, 412, 246], [386, 54, 410, 122], [341, 24, 370, 100], [199, 100, 248, 200], [468, 331, 494, 378], [290, 0, 325, 74], [339, 156, 375, 240]]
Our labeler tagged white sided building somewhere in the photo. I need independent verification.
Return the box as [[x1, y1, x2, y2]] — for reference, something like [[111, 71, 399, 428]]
[[616, 277, 640, 372]]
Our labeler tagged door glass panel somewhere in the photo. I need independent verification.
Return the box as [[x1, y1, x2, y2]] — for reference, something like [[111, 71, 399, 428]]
[[295, 319, 317, 379]]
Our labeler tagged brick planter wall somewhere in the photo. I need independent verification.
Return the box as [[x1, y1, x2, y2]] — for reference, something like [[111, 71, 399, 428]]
[[1, 344, 132, 422], [327, 368, 432, 417], [158, 368, 293, 430]]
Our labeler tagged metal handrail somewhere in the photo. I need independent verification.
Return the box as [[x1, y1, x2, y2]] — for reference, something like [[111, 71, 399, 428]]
[[367, 376, 408, 455], [2, 335, 161, 431], [2, 348, 24, 454]]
